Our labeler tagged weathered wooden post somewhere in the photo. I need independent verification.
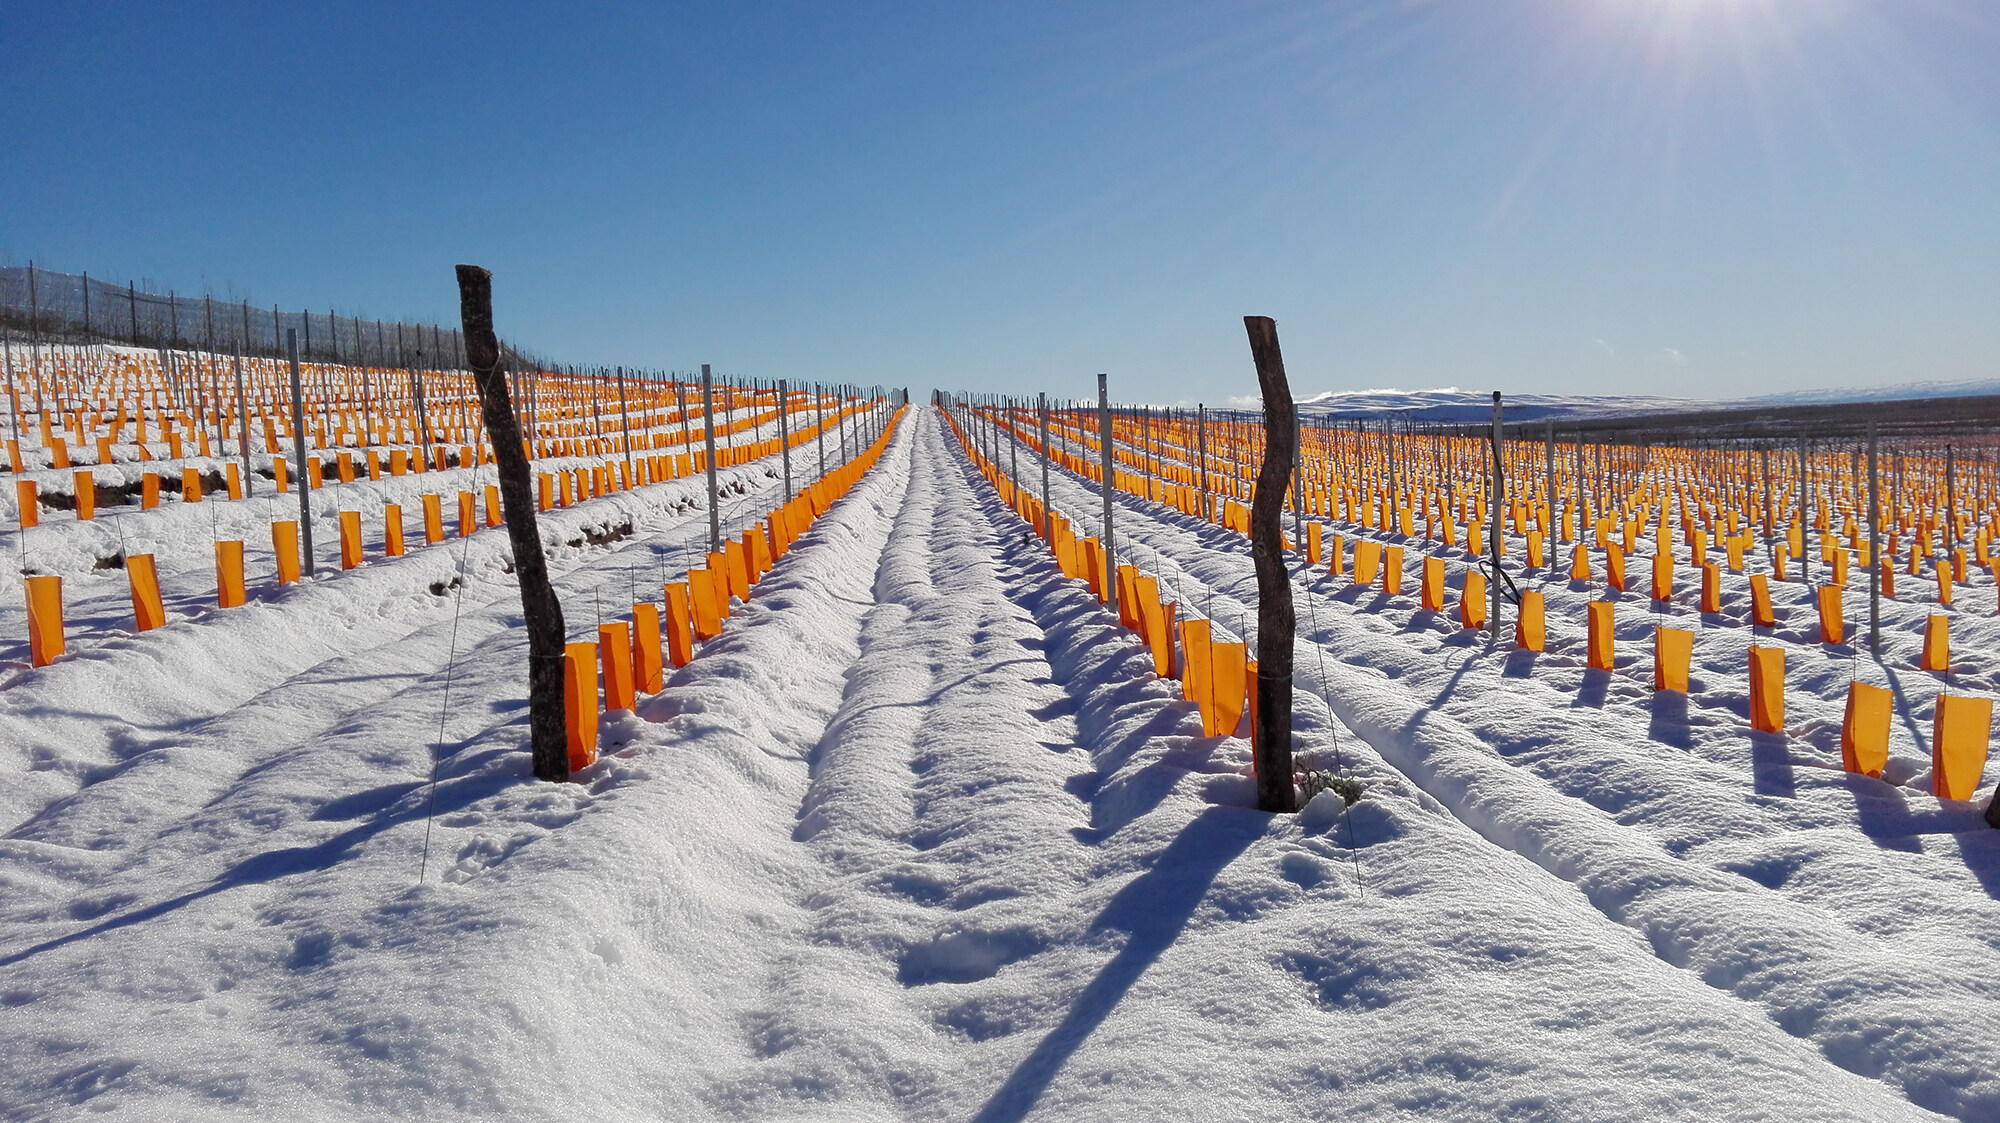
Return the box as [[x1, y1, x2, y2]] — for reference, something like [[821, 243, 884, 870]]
[[456, 265, 570, 783], [1490, 392, 1505, 636], [1545, 420, 1555, 536], [839, 384, 853, 465], [703, 364, 721, 553], [1007, 397, 1019, 490], [1944, 445, 1957, 556], [1762, 447, 1774, 571], [2, 338, 16, 453], [1243, 316, 1297, 814], [413, 371, 432, 453], [286, 330, 315, 577], [1291, 410, 1305, 550], [1868, 420, 1881, 655], [232, 345, 253, 496], [1797, 436, 1812, 584], [1197, 404, 1211, 520], [778, 378, 792, 499], [1096, 374, 1119, 621], [1038, 392, 1053, 538], [1385, 417, 1398, 535], [1576, 438, 1588, 545], [615, 365, 634, 478]]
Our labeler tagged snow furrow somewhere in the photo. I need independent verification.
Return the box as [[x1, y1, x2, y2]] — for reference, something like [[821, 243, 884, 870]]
[[0, 407, 1960, 1121], [0, 425, 912, 1119], [1023, 436, 1997, 1120], [0, 456, 790, 838], [897, 409, 1936, 1121], [689, 407, 1099, 1117]]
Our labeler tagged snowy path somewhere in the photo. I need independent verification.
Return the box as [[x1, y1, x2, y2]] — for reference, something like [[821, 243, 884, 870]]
[[0, 407, 1960, 1121]]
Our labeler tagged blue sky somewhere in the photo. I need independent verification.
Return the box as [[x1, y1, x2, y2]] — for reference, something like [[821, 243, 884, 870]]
[[4, 1, 1996, 403]]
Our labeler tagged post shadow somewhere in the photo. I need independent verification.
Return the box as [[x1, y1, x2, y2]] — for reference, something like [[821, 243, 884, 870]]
[[0, 769, 513, 969], [1647, 690, 1692, 747], [970, 805, 1268, 1123], [1748, 731, 1796, 798], [1502, 648, 1539, 679], [1574, 667, 1610, 709]]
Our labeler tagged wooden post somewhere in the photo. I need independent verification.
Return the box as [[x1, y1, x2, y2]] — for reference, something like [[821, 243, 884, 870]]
[[1490, 392, 1505, 636], [1243, 316, 1297, 814], [1038, 392, 1052, 538], [840, 384, 852, 464], [615, 365, 634, 477], [814, 381, 826, 478], [1571, 438, 1585, 546], [1007, 397, 1019, 492], [232, 346, 253, 497], [413, 370, 432, 454], [1762, 447, 1774, 571], [778, 378, 792, 499], [703, 365, 720, 553], [1384, 416, 1397, 534], [1868, 420, 1881, 655], [1291, 411, 1305, 549], [456, 265, 571, 783], [1545, 420, 1555, 537], [1798, 436, 1812, 584], [1944, 444, 1957, 556], [1139, 406, 1153, 491], [3, 337, 16, 453], [1893, 453, 1901, 539], [1096, 374, 1119, 621], [1197, 403, 1210, 520], [286, 330, 314, 578]]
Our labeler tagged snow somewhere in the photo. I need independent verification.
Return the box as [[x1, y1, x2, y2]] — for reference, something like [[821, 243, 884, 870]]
[[0, 372, 856, 670], [1208, 377, 2000, 421], [1026, 413, 2000, 1120], [0, 405, 1991, 1121], [1293, 388, 1710, 423]]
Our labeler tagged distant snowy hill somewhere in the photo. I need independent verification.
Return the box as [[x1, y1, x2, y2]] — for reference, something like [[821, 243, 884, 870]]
[[1291, 388, 1704, 424], [1750, 377, 2000, 406], [1261, 376, 2000, 423]]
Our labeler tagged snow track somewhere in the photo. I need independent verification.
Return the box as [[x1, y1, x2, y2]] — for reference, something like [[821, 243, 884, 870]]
[[684, 411, 1941, 1122], [0, 407, 1966, 1120]]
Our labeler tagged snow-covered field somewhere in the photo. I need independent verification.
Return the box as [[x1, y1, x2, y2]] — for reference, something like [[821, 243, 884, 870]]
[[2, 407, 1996, 1121], [1235, 376, 2000, 422], [1293, 387, 1711, 422]]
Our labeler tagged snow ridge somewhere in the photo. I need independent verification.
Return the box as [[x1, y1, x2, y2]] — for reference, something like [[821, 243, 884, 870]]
[[0, 407, 1974, 1120]]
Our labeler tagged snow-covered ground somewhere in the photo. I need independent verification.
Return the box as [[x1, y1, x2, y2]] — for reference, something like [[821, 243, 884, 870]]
[[0, 390, 868, 670], [0, 406, 1992, 1121], [1019, 408, 2000, 1121]]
